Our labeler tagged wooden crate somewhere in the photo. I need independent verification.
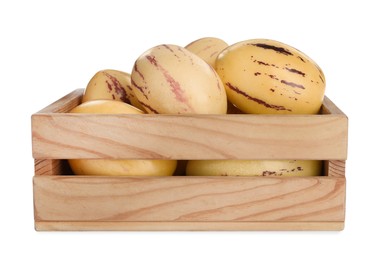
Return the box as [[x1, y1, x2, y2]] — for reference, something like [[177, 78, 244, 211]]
[[32, 89, 348, 231]]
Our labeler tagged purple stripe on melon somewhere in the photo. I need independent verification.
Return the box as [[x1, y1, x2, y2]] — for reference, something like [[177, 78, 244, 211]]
[[146, 55, 194, 111], [253, 60, 279, 68], [176, 47, 194, 65], [268, 74, 279, 80], [280, 80, 305, 89], [139, 100, 160, 114], [162, 44, 176, 54], [103, 71, 131, 104], [226, 82, 292, 112], [293, 90, 301, 95], [106, 81, 112, 91], [209, 51, 218, 57], [249, 43, 293, 56], [126, 84, 133, 91], [201, 45, 213, 52], [131, 78, 148, 100], [208, 65, 222, 91], [285, 67, 306, 77], [297, 56, 306, 63], [319, 74, 324, 83], [133, 63, 145, 81], [162, 44, 180, 60], [257, 60, 269, 66]]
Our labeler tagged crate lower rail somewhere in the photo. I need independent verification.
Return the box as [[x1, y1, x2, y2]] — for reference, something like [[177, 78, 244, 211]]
[[32, 89, 348, 231], [33, 160, 346, 231], [33, 173, 345, 231]]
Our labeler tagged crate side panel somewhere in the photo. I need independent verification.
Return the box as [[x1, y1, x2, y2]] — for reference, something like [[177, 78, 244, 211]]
[[32, 113, 348, 160], [34, 176, 345, 222]]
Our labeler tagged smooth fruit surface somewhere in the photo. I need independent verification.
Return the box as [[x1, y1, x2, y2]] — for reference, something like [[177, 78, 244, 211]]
[[82, 69, 143, 110], [131, 44, 227, 114], [186, 160, 322, 177], [185, 37, 228, 68], [68, 100, 177, 176], [216, 39, 326, 114]]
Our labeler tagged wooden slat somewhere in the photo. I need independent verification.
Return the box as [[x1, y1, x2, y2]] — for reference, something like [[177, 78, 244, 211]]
[[33, 175, 345, 223], [321, 96, 347, 115], [34, 159, 71, 175], [35, 221, 344, 231], [325, 160, 346, 177], [32, 113, 348, 160], [31, 90, 348, 160], [36, 89, 83, 113]]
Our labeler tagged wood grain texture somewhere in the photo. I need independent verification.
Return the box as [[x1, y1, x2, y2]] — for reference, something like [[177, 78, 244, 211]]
[[34, 159, 71, 176], [34, 175, 345, 222], [32, 90, 348, 231], [325, 160, 346, 177], [321, 96, 347, 115], [32, 112, 348, 161], [35, 221, 344, 231], [36, 89, 83, 113]]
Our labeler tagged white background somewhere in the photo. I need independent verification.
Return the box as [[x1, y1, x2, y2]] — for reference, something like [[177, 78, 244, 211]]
[[1, 0, 376, 259]]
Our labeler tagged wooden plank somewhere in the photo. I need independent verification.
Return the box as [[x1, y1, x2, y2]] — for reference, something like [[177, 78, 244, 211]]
[[32, 91, 348, 160], [35, 221, 344, 231], [32, 112, 348, 160], [34, 175, 345, 223], [321, 96, 347, 115], [34, 159, 71, 175], [36, 89, 83, 113], [325, 160, 346, 177]]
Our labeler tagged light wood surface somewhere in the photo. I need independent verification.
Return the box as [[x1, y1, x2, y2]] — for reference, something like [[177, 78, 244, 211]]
[[35, 221, 344, 231], [31, 89, 348, 231], [34, 175, 345, 222], [32, 90, 348, 160], [36, 89, 83, 113], [34, 159, 70, 176], [325, 160, 346, 177], [321, 96, 346, 115]]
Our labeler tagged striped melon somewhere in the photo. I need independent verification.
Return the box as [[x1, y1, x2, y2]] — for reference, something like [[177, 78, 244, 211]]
[[215, 39, 326, 114]]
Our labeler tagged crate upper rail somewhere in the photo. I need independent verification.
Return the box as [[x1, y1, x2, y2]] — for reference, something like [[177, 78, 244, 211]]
[[32, 89, 348, 160]]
